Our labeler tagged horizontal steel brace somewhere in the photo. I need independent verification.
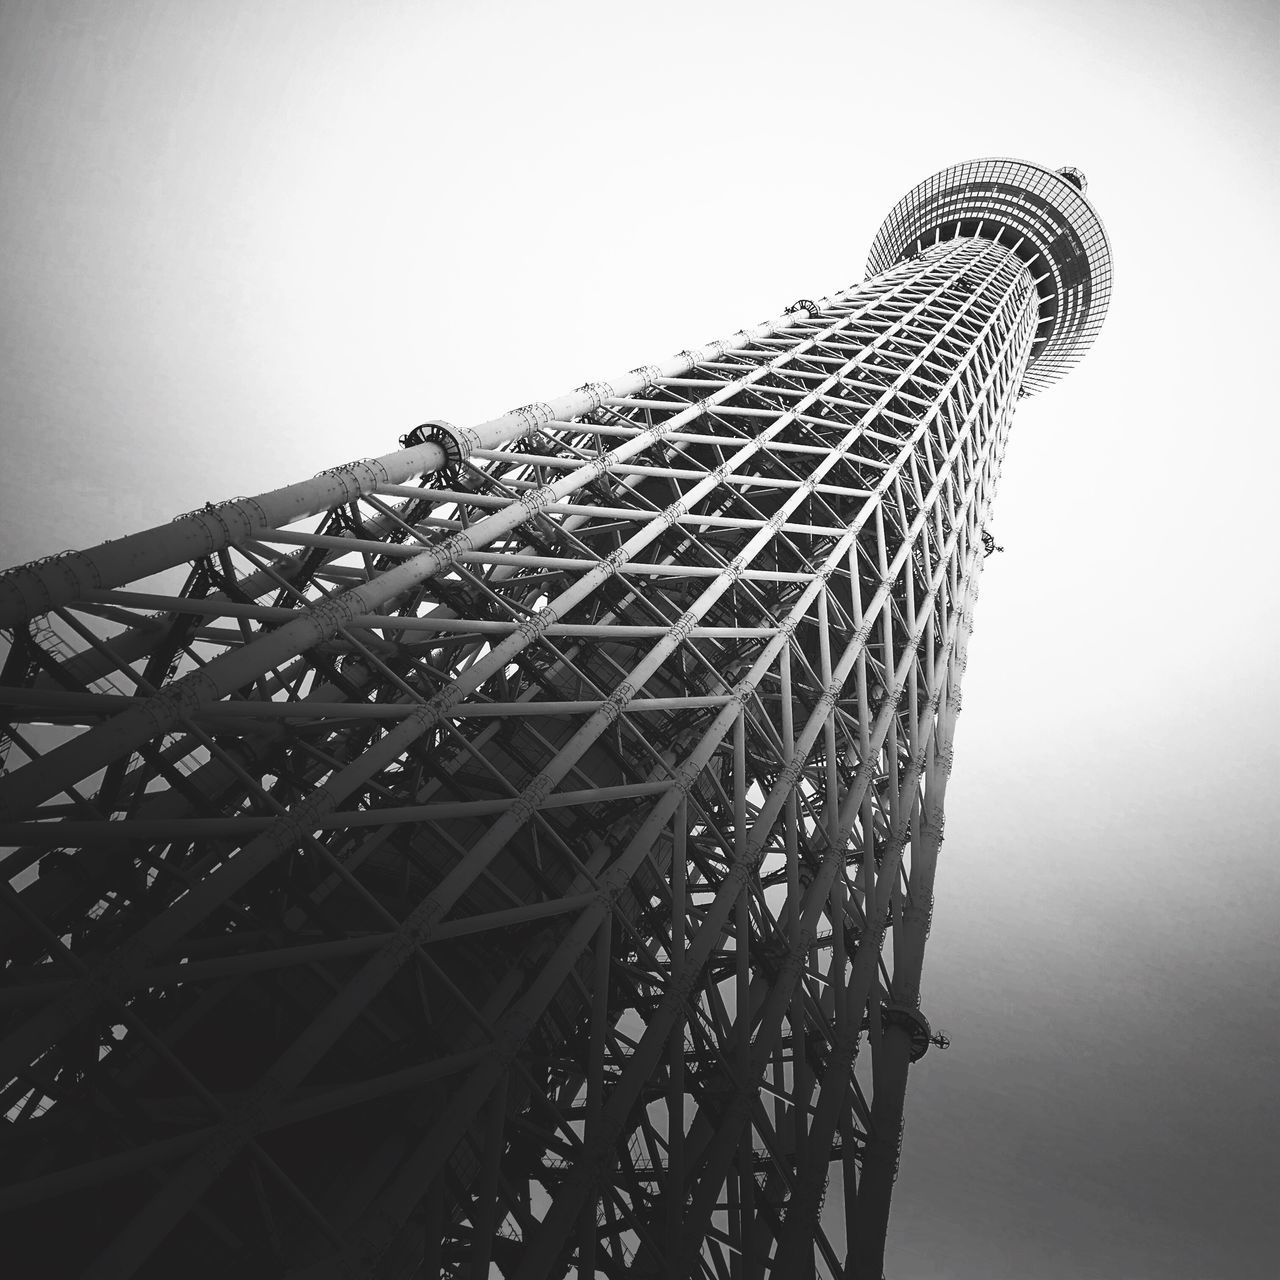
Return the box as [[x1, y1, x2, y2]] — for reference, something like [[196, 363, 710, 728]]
[[258, 527, 831, 573], [0, 1046, 491, 1213], [0, 893, 598, 1005], [0, 780, 676, 845], [68, 590, 779, 639], [542, 423, 894, 463], [0, 687, 732, 724]]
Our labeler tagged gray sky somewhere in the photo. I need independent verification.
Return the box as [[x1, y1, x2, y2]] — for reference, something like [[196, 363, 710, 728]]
[[1, 0, 1278, 1274]]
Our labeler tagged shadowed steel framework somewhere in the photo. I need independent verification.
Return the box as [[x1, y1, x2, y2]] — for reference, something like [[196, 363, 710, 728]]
[[0, 159, 1110, 1278]]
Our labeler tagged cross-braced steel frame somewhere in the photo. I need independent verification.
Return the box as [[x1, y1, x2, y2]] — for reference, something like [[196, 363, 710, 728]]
[[0, 160, 1110, 1279]]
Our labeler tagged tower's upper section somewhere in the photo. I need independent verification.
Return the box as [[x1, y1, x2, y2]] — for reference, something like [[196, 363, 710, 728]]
[[866, 158, 1112, 395]]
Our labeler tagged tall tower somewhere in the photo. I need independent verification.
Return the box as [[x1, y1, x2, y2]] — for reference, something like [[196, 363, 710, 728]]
[[0, 159, 1110, 1278]]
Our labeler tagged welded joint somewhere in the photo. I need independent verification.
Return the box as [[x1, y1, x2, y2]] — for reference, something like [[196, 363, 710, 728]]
[[385, 908, 443, 966], [170, 499, 271, 570], [575, 382, 616, 411], [270, 787, 342, 856], [307, 594, 364, 636], [313, 458, 391, 494], [658, 500, 689, 530], [776, 755, 807, 793], [137, 672, 221, 737], [0, 549, 103, 620], [446, 424, 483, 463], [670, 760, 705, 798], [600, 546, 629, 577], [668, 610, 698, 646], [510, 774, 556, 824], [509, 402, 555, 435], [901, 902, 932, 932], [517, 488, 557, 520], [515, 603, 560, 642], [600, 683, 636, 724], [628, 364, 663, 390], [417, 682, 465, 723], [172, 495, 245, 523], [421, 529, 475, 574], [820, 679, 842, 712]]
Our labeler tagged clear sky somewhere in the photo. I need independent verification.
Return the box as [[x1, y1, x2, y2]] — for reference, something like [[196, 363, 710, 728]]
[[1, 1, 1278, 1275]]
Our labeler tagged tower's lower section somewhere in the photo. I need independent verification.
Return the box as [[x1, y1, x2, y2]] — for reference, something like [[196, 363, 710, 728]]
[[0, 234, 1037, 1277]]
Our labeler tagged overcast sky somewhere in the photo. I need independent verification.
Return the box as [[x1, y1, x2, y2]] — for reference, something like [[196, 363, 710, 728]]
[[1, 1, 1278, 1275]]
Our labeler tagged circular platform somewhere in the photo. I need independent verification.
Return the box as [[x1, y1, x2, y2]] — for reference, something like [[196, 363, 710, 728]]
[[866, 158, 1112, 395]]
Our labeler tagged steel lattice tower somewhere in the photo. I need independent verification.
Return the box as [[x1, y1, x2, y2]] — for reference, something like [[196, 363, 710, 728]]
[[0, 159, 1110, 1278]]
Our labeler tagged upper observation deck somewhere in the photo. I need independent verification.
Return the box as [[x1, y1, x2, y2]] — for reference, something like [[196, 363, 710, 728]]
[[866, 158, 1112, 395]]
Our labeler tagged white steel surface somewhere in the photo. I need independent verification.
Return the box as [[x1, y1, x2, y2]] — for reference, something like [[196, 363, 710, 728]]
[[0, 193, 1087, 1276]]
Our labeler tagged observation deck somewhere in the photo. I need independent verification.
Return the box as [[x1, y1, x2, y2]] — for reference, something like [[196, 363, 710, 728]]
[[866, 157, 1112, 394]]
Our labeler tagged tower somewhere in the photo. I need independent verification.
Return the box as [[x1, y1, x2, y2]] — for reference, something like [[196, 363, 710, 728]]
[[0, 158, 1110, 1277]]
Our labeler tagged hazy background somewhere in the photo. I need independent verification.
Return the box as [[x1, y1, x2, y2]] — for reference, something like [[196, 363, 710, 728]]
[[1, 1, 1277, 1275]]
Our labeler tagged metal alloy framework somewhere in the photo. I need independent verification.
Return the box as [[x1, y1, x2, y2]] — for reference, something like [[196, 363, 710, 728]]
[[0, 159, 1110, 1278]]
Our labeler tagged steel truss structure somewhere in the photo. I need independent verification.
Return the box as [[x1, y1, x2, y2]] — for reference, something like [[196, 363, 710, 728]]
[[0, 159, 1110, 1278]]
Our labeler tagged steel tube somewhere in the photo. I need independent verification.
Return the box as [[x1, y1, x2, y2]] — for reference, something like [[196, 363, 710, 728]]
[[0, 164, 1112, 1274]]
